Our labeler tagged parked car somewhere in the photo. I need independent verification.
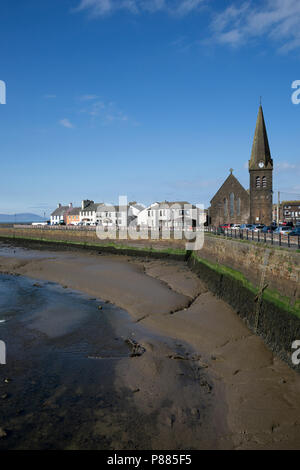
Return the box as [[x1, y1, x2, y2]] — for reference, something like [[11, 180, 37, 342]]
[[274, 226, 293, 235], [252, 224, 265, 232], [217, 226, 225, 235], [261, 225, 275, 233], [231, 224, 241, 230], [282, 221, 294, 227], [240, 224, 255, 230], [289, 228, 300, 236]]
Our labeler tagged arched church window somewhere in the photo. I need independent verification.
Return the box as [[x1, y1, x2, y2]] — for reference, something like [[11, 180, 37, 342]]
[[230, 193, 234, 217], [237, 198, 241, 216], [262, 176, 267, 188], [224, 198, 228, 217], [256, 176, 260, 187]]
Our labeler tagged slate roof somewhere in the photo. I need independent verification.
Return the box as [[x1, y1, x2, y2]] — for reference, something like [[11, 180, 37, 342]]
[[51, 206, 69, 217], [210, 173, 249, 204], [149, 201, 197, 209], [249, 105, 273, 169], [130, 203, 145, 211], [80, 202, 103, 212], [69, 207, 81, 216]]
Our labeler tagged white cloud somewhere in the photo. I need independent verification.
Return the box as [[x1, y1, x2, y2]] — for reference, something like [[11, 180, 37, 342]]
[[209, 0, 300, 52], [80, 98, 133, 124], [75, 0, 205, 17], [59, 118, 74, 128], [276, 161, 300, 171], [79, 94, 99, 101]]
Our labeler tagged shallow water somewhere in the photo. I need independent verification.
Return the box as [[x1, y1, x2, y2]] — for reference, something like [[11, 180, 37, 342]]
[[0, 242, 221, 450], [0, 243, 57, 260], [0, 273, 154, 449]]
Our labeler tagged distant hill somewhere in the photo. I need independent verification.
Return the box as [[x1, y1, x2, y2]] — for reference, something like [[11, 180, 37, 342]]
[[0, 213, 48, 223]]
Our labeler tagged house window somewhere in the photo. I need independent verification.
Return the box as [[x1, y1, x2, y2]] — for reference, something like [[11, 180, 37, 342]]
[[262, 176, 267, 188], [256, 176, 260, 187], [230, 193, 234, 217]]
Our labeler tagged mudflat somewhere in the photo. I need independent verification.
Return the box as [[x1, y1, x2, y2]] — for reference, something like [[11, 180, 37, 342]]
[[1, 242, 300, 450]]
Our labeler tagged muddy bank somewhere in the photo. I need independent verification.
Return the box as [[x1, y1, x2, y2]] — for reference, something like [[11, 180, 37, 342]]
[[1, 242, 300, 449], [187, 253, 300, 369], [0, 247, 228, 450], [0, 234, 186, 260]]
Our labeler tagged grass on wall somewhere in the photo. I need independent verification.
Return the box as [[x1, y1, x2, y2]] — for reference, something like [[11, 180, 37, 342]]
[[190, 251, 300, 318]]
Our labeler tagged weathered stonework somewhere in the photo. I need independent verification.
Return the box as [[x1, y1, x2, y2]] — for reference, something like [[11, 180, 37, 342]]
[[198, 234, 300, 302], [209, 173, 250, 226]]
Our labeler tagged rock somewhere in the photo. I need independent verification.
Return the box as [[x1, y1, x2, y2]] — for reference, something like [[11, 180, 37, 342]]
[[4, 378, 10, 384], [197, 361, 208, 369], [1, 393, 8, 400], [168, 354, 188, 361], [125, 338, 146, 357], [0, 428, 7, 439]]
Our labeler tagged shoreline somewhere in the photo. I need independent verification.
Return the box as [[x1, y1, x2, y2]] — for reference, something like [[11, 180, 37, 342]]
[[1, 242, 300, 449]]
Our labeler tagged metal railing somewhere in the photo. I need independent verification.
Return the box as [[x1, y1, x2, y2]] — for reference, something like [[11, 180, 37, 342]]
[[207, 226, 300, 250]]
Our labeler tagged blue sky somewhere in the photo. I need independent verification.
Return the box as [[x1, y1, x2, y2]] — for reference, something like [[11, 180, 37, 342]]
[[0, 0, 300, 215]]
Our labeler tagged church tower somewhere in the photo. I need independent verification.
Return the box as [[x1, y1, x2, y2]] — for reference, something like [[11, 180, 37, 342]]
[[249, 105, 273, 225]]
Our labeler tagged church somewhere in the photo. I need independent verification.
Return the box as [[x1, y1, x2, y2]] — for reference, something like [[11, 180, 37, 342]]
[[208, 104, 274, 227]]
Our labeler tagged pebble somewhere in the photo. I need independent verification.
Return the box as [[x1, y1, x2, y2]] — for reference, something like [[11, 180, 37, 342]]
[[0, 428, 7, 439]]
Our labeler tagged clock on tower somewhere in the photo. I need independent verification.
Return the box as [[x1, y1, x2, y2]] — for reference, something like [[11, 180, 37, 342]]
[[248, 105, 273, 225]]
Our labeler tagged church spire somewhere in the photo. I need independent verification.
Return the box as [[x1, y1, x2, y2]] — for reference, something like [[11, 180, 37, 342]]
[[249, 105, 273, 170]]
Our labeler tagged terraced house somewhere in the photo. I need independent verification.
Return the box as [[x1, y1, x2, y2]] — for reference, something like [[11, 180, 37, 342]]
[[137, 201, 200, 229], [66, 207, 81, 225], [50, 203, 73, 225], [273, 201, 300, 225]]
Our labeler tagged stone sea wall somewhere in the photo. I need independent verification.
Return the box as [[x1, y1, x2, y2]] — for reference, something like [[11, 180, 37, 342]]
[[198, 234, 300, 302]]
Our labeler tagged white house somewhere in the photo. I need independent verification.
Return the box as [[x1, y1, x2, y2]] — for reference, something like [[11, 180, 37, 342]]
[[95, 202, 144, 227], [79, 200, 103, 225], [137, 201, 201, 229], [50, 203, 73, 225]]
